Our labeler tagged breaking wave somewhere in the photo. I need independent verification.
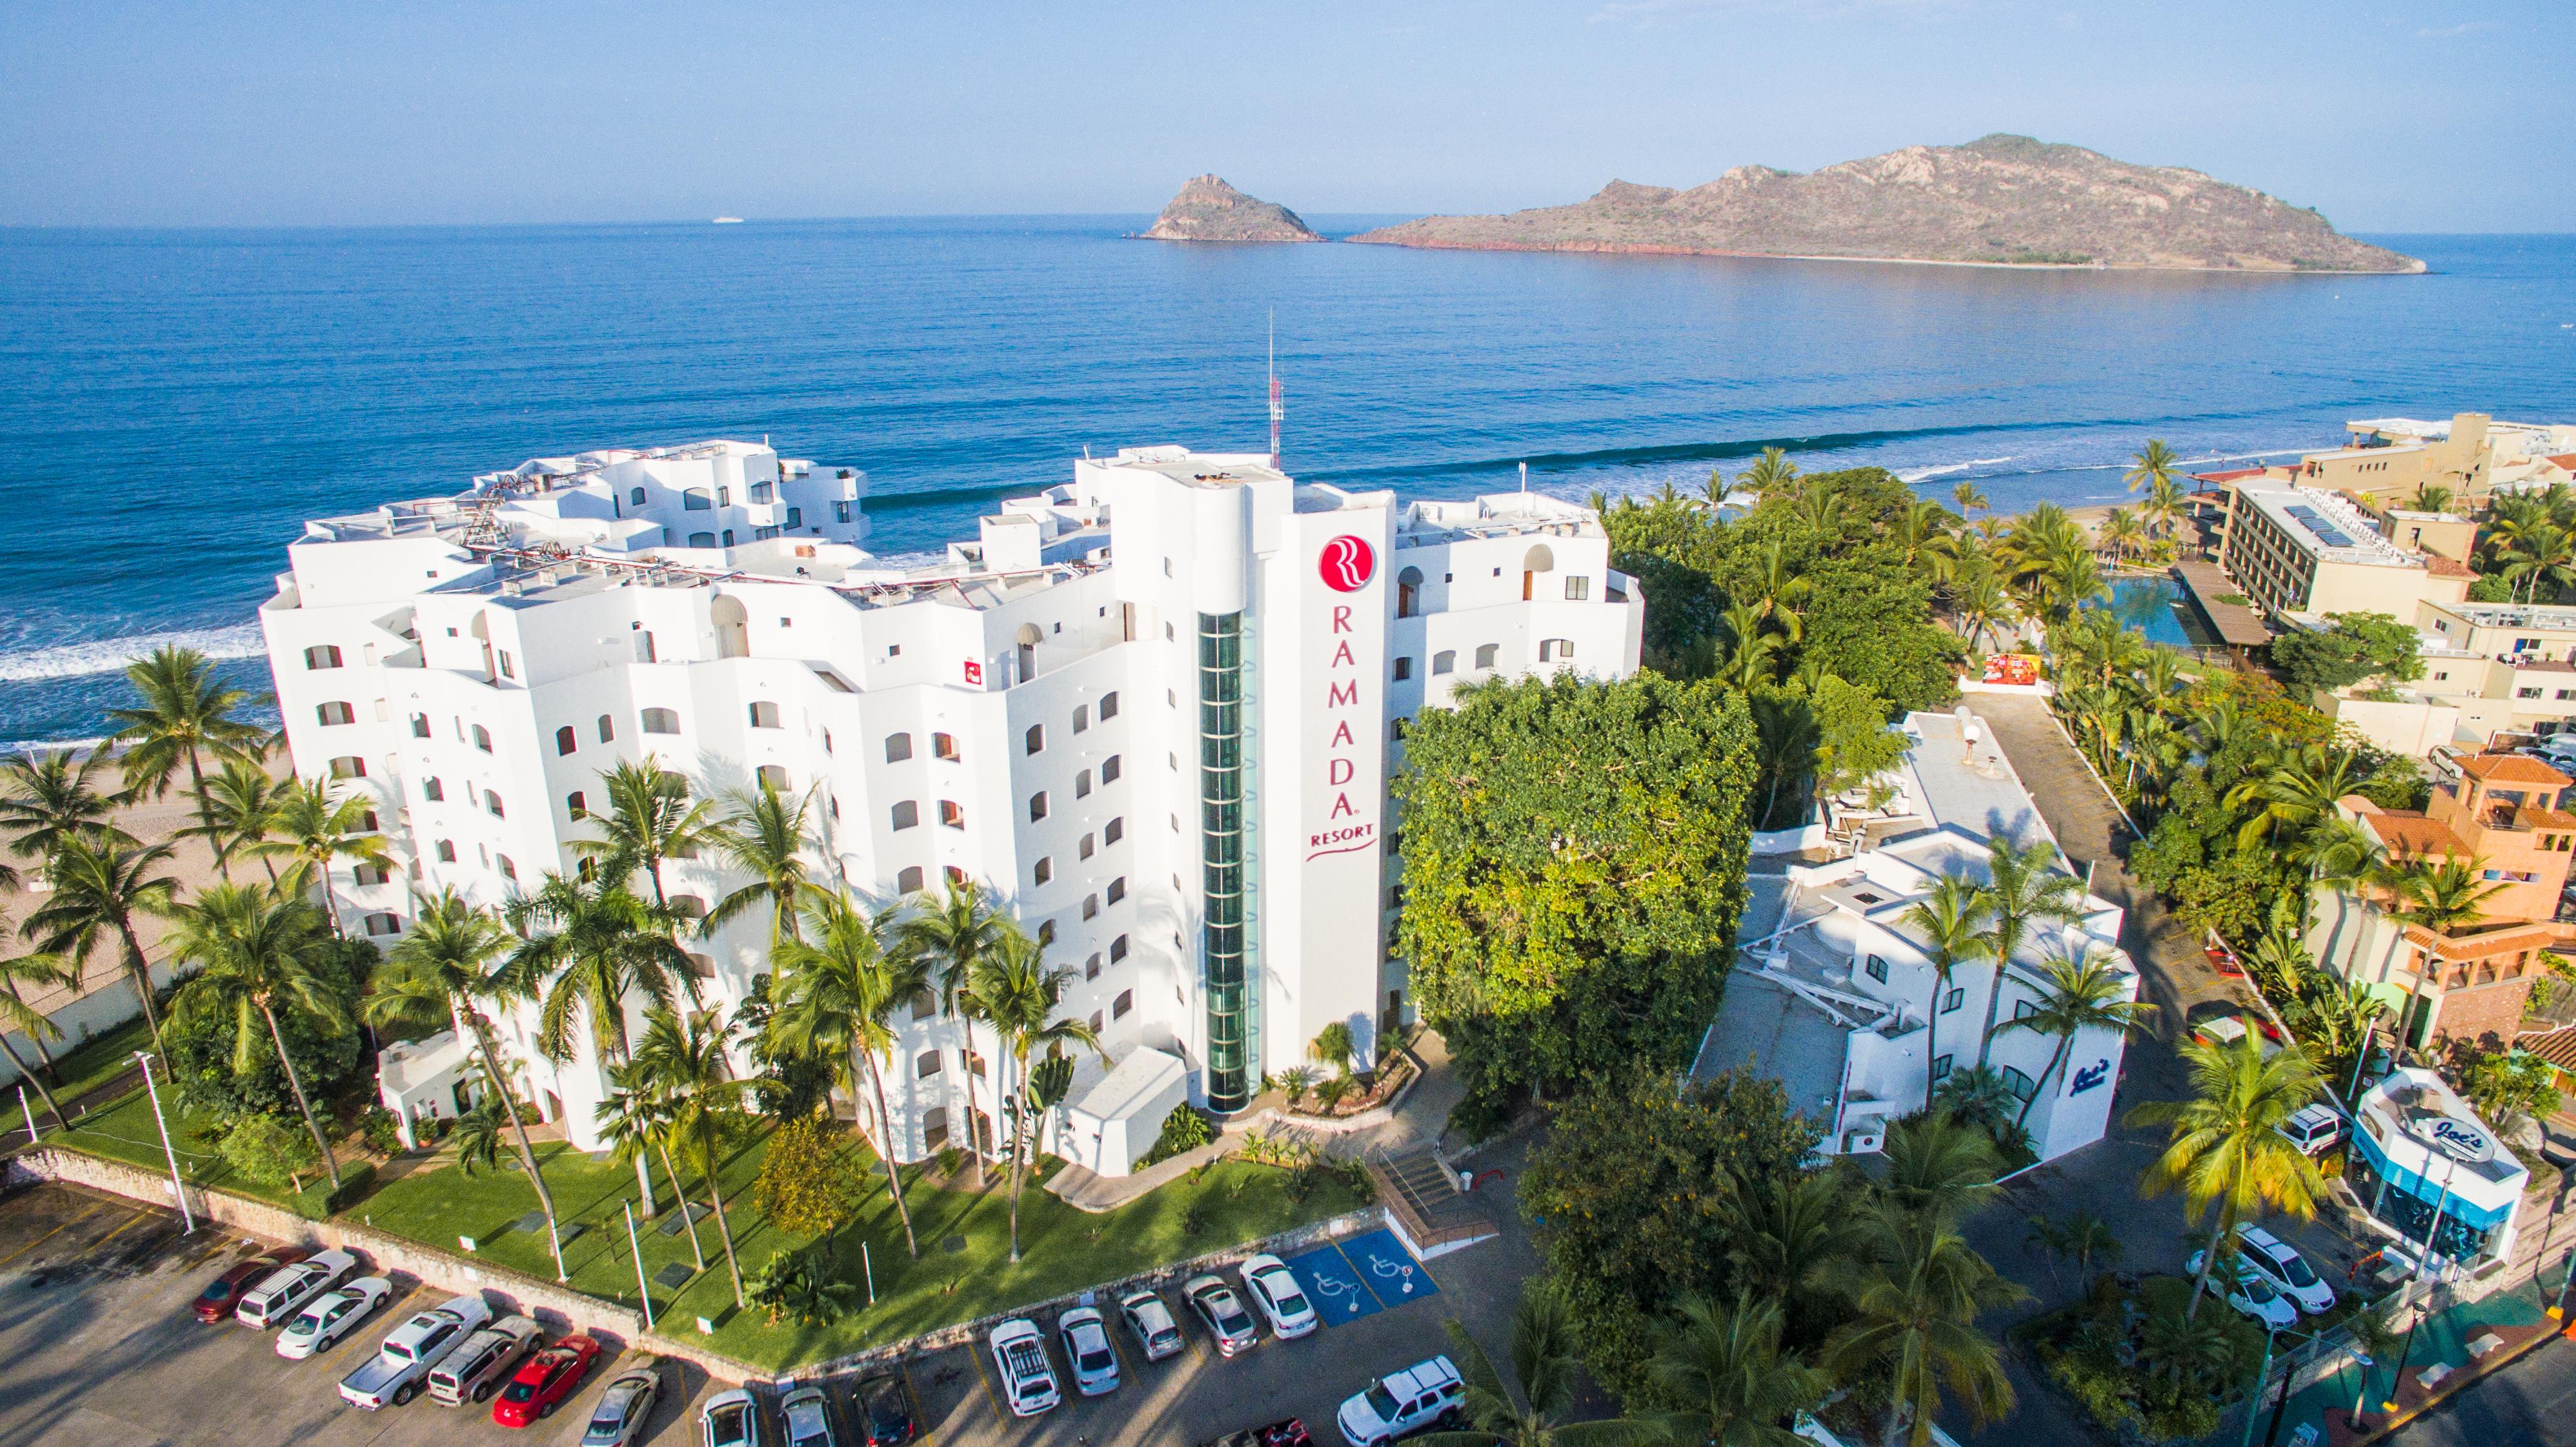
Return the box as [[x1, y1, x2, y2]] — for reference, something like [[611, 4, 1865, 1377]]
[[0, 622, 267, 684]]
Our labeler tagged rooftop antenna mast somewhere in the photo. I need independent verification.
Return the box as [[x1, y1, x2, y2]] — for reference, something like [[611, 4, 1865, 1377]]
[[1267, 310, 1283, 463]]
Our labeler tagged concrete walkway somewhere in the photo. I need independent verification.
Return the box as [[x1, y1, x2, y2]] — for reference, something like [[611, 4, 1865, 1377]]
[[1045, 1032, 1465, 1213]]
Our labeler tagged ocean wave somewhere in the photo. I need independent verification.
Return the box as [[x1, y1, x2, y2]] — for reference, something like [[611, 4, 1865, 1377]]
[[1897, 456, 2014, 483], [0, 622, 267, 684]]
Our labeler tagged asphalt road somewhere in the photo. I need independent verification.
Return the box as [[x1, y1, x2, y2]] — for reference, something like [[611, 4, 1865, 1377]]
[[2389, 1333, 2576, 1447], [0, 1172, 1537, 1447]]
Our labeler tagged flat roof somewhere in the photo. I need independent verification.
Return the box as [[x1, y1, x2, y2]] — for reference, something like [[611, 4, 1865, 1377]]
[[1897, 712, 2052, 849], [1691, 973, 1849, 1122], [2237, 483, 2422, 569], [2172, 560, 2275, 647]]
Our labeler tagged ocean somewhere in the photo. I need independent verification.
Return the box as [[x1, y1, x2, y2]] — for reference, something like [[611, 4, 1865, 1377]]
[[3, 218, 2570, 746]]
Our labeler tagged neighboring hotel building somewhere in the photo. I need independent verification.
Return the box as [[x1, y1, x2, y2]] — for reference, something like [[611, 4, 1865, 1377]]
[[2208, 476, 2475, 623], [1693, 711, 2140, 1166], [263, 440, 1643, 1171]]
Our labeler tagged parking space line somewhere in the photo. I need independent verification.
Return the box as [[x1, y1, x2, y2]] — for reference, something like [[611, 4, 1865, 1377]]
[[86, 1208, 158, 1252], [0, 1201, 104, 1269], [967, 1339, 1008, 1426], [316, 1284, 423, 1375], [900, 1357, 934, 1447]]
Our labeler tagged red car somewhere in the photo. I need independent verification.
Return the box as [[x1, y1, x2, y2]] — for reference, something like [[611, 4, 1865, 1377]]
[[193, 1248, 311, 1324], [492, 1334, 600, 1428]]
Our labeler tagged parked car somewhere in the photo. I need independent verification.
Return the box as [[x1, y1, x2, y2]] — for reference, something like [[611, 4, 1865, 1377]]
[[988, 1318, 1062, 1417], [493, 1333, 601, 1427], [2277, 1103, 2346, 1157], [236, 1248, 361, 1331], [701, 1388, 770, 1447], [429, 1316, 546, 1406], [195, 1248, 311, 1324], [581, 1357, 663, 1447], [1120, 1287, 1186, 1362], [1336, 1356, 1465, 1446], [778, 1383, 841, 1447], [1184, 1274, 1260, 1357], [849, 1372, 918, 1447], [1238, 1254, 1319, 1339], [2237, 1226, 2338, 1314], [1202, 1420, 1313, 1447], [2189, 1015, 2282, 1058], [2185, 1248, 2300, 1330], [275, 1276, 392, 1360], [1058, 1306, 1121, 1396], [339, 1293, 494, 1410]]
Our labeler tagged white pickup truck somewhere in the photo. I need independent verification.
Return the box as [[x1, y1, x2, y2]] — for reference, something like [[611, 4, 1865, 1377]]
[[337, 1293, 494, 1410]]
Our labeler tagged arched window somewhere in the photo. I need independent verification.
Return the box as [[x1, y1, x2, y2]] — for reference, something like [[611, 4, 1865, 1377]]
[[721, 529, 735, 547], [891, 800, 919, 830], [1100, 691, 1120, 719], [683, 487, 713, 511], [565, 791, 587, 818], [555, 725, 577, 755], [685, 953, 714, 979], [496, 855, 517, 882], [303, 645, 343, 670], [938, 800, 964, 829], [1433, 651, 1456, 674], [1111, 933, 1129, 962], [328, 755, 366, 780], [1396, 565, 1424, 618], [933, 733, 959, 761], [712, 596, 750, 660], [483, 790, 505, 818], [630, 486, 647, 505], [352, 864, 390, 887], [422, 777, 444, 802], [885, 732, 913, 762], [316, 701, 355, 726], [1085, 953, 1102, 979], [1034, 857, 1053, 886], [1113, 989, 1133, 1019], [1522, 543, 1555, 601], [1076, 769, 1092, 798], [1102, 754, 1122, 784], [1107, 876, 1127, 904], [641, 708, 680, 734], [687, 531, 717, 549], [916, 1051, 943, 1078], [597, 713, 615, 743], [669, 894, 707, 920], [1025, 723, 1045, 755], [1082, 894, 1100, 922], [748, 701, 781, 728], [435, 840, 457, 863], [470, 724, 492, 753], [1475, 643, 1500, 669], [1029, 791, 1049, 821], [756, 764, 789, 791], [410, 713, 431, 738], [896, 865, 925, 894]]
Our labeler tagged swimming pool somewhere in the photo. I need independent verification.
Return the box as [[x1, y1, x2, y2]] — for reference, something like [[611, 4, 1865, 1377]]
[[2088, 576, 2219, 650]]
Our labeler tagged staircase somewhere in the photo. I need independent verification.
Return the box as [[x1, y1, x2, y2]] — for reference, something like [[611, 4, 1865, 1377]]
[[1365, 1145, 1498, 1257]]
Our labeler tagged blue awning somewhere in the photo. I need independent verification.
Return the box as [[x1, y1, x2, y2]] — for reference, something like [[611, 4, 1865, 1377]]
[[2353, 1124, 2515, 1230]]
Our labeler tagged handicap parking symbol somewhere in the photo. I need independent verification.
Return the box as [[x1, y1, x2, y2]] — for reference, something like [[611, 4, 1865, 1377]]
[[1282, 1244, 1382, 1324], [1336, 1229, 1440, 1306]]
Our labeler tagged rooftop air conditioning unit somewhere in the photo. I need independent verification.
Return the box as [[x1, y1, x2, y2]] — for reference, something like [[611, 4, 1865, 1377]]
[[1843, 1128, 1886, 1155]]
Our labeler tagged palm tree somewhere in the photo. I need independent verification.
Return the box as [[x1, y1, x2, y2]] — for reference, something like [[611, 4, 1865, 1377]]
[[104, 645, 267, 879], [1718, 604, 1784, 691], [2410, 484, 2455, 515], [2123, 1022, 2328, 1319], [2507, 523, 2576, 604], [503, 872, 693, 1211], [1740, 447, 1799, 505], [1724, 1168, 1860, 1300], [165, 883, 350, 1188], [2142, 473, 2189, 543], [1900, 876, 1991, 1113], [1749, 540, 1813, 643], [184, 755, 285, 884], [1643, 1291, 1826, 1447], [594, 1059, 706, 1271], [1878, 1111, 2003, 1224], [1824, 1199, 2026, 1447], [23, 837, 179, 1053], [366, 890, 567, 1281], [257, 776, 393, 936], [2226, 745, 2364, 851], [573, 757, 718, 907], [0, 747, 131, 870], [2124, 439, 2179, 496], [769, 891, 932, 1258], [972, 927, 1102, 1262], [1948, 563, 2016, 653], [629, 1005, 752, 1308], [703, 782, 825, 955], [1971, 838, 2087, 1069], [896, 876, 1011, 1183], [1311, 1020, 1358, 1082], [1951, 480, 1989, 516], [1747, 693, 1821, 830], [2095, 509, 2144, 566], [1418, 1286, 1653, 1447], [1987, 945, 2154, 1129], [2384, 856, 2506, 1044], [0, 950, 74, 1128]]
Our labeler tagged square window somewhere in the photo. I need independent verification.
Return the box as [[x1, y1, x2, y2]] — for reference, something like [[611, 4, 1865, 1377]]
[[1864, 955, 1889, 983], [1931, 1055, 1953, 1082], [1393, 656, 1414, 682]]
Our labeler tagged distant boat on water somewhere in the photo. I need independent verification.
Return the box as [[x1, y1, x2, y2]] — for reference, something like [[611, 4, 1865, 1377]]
[[711, 216, 744, 225]]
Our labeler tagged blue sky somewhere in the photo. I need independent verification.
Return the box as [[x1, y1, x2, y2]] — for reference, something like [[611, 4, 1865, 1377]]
[[4, 1, 2569, 230]]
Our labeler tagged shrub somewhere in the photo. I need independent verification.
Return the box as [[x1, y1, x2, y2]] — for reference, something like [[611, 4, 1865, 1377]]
[[221, 1115, 319, 1191], [1140, 1104, 1213, 1166], [2047, 1354, 2140, 1435], [358, 1105, 405, 1157], [754, 1117, 867, 1236], [745, 1242, 858, 1326]]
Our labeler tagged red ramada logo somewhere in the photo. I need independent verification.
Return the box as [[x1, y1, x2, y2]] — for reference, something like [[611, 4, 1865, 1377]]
[[1318, 535, 1375, 592]]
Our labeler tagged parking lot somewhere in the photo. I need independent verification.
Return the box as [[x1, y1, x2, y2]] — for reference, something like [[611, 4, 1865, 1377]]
[[0, 1177, 1535, 1447]]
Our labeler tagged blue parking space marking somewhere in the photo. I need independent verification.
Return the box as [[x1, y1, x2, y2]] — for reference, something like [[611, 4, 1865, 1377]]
[[1338, 1229, 1440, 1308], [1282, 1243, 1382, 1326]]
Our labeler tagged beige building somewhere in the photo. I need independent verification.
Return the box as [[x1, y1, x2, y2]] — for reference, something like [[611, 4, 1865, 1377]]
[[2418, 600, 2576, 663], [2320, 414, 2576, 505], [2216, 477, 2474, 622]]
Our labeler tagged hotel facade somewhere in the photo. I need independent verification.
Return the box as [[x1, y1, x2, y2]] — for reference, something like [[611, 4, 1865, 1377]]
[[264, 440, 1643, 1171]]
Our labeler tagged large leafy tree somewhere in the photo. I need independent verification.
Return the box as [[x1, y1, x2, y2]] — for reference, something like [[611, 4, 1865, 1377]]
[[2124, 1022, 2328, 1319], [165, 884, 352, 1187], [105, 645, 268, 878], [367, 891, 567, 1280], [1518, 1068, 1820, 1397], [769, 892, 933, 1258], [1393, 673, 1756, 1108]]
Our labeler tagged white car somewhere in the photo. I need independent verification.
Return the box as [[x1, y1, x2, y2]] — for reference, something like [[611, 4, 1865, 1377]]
[[2277, 1104, 2346, 1157], [2186, 1248, 2299, 1330], [1057, 1306, 1120, 1396], [778, 1384, 840, 1447], [988, 1319, 1061, 1417], [1118, 1288, 1185, 1362], [1238, 1254, 1318, 1339], [1183, 1273, 1260, 1357], [1337, 1355, 1465, 1446], [700, 1387, 769, 1447], [2238, 1226, 2337, 1315], [236, 1248, 361, 1331], [275, 1275, 391, 1359], [582, 1359, 663, 1447], [338, 1293, 495, 1409]]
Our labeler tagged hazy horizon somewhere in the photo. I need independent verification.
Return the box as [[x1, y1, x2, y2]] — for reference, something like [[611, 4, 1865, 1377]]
[[5, 1, 2570, 233]]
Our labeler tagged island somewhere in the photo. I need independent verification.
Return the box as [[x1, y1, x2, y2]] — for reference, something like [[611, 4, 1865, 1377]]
[[1140, 176, 1324, 243], [1350, 134, 2421, 274]]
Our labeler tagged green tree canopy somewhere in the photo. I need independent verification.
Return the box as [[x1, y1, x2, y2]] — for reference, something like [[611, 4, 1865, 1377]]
[[1393, 673, 1756, 1108], [2271, 612, 2422, 696]]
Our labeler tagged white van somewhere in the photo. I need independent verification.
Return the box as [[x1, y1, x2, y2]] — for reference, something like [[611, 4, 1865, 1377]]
[[2277, 1102, 2346, 1156]]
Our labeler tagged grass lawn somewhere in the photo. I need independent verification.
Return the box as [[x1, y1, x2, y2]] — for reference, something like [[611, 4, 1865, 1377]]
[[45, 1082, 301, 1208], [15, 1015, 157, 1107], [361, 1126, 1370, 1373]]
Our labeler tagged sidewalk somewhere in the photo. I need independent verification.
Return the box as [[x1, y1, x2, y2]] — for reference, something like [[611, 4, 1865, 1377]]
[[2240, 1262, 2570, 1447]]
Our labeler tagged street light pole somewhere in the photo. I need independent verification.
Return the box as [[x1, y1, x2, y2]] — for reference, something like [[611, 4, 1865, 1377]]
[[2237, 1324, 2279, 1447], [134, 1051, 193, 1235], [623, 1202, 654, 1332]]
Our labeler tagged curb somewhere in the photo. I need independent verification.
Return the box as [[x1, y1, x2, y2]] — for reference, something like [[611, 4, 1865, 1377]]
[[2344, 1320, 2564, 1445]]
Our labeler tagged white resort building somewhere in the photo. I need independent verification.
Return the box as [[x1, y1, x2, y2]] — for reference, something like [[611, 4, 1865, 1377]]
[[1695, 710, 2140, 1165], [265, 439, 1644, 1174]]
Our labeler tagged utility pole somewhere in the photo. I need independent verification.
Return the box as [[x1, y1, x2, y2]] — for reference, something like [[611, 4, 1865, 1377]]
[[136, 1053, 194, 1235]]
